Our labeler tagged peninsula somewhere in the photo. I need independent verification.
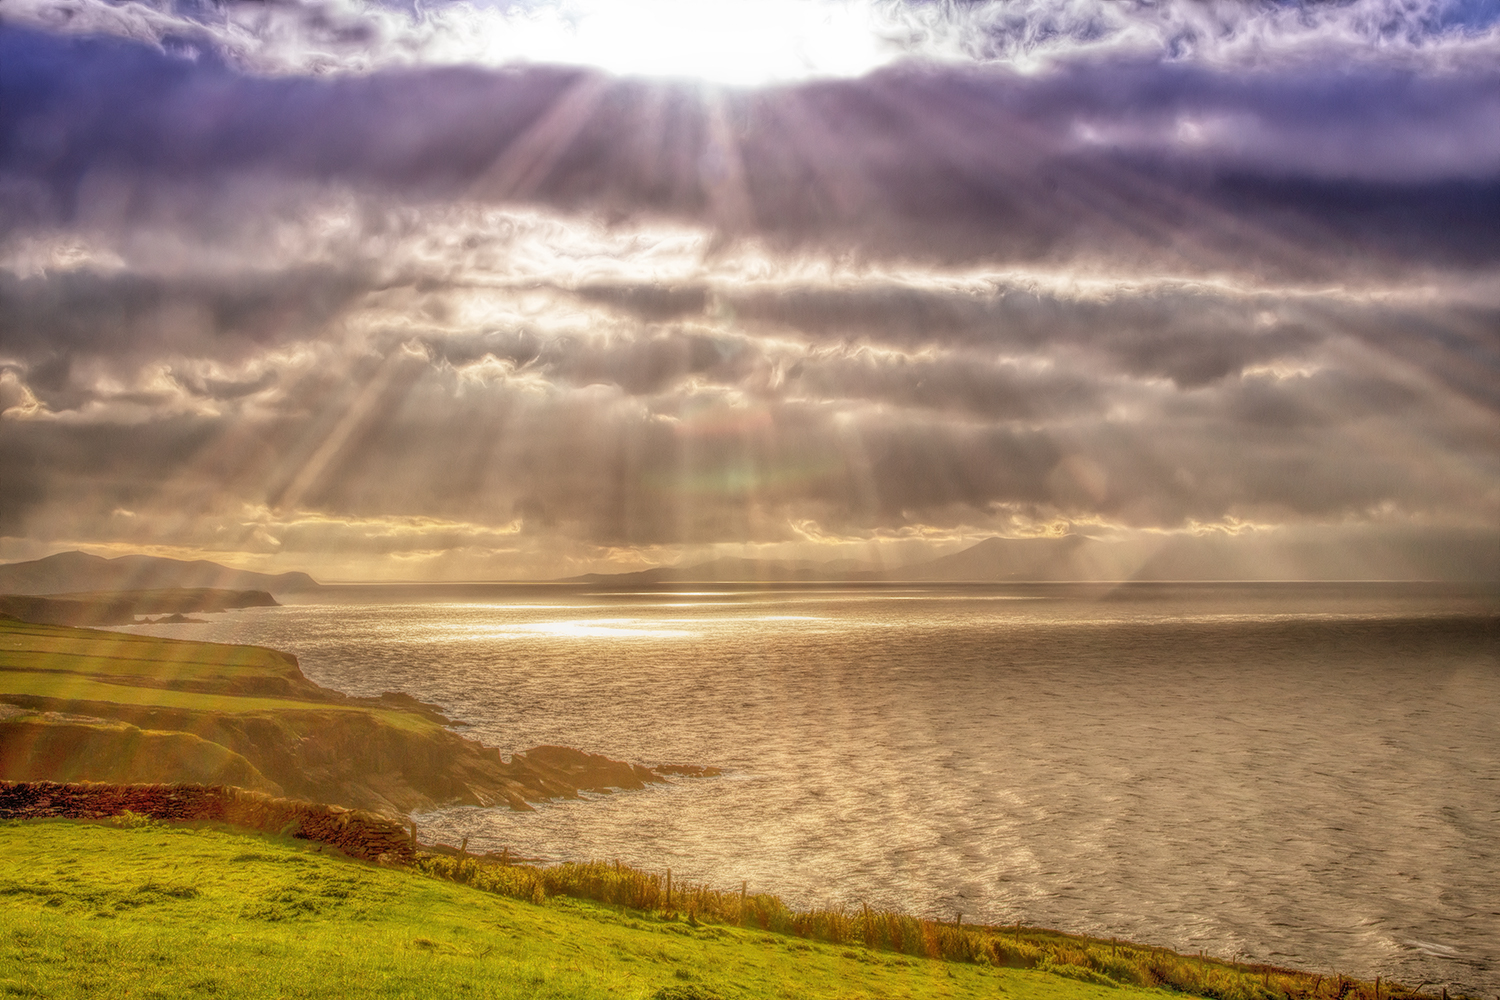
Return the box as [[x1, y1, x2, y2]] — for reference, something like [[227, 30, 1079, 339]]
[[0, 617, 713, 816]]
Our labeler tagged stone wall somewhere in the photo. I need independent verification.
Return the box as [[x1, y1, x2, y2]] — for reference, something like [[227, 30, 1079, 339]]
[[0, 780, 416, 864]]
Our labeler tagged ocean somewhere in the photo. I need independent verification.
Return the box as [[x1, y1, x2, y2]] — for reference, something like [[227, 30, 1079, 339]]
[[117, 582, 1499, 994]]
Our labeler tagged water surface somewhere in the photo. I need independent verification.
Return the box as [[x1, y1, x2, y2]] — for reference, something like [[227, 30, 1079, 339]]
[[124, 583, 1499, 994]]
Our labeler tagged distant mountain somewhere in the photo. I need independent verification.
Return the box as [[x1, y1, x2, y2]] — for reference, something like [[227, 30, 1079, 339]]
[[0, 551, 319, 596], [560, 541, 1102, 585], [562, 557, 875, 585], [892, 532, 1500, 582], [559, 531, 1499, 586], [886, 536, 1091, 581]]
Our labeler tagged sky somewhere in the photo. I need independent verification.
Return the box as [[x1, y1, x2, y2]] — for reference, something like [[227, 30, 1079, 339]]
[[0, 0, 1497, 581]]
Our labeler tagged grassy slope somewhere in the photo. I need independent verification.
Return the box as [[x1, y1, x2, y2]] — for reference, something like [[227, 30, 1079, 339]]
[[0, 619, 620, 814], [0, 819, 1139, 1000], [0, 619, 450, 809], [0, 618, 382, 712], [0, 719, 271, 787]]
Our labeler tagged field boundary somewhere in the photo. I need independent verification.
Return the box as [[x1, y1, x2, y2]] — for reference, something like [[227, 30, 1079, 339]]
[[0, 780, 415, 863]]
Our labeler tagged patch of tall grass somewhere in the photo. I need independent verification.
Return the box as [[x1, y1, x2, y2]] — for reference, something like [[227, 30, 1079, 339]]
[[415, 854, 1447, 1000]]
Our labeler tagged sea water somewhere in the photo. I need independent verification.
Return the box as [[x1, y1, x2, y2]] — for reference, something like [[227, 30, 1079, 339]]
[[121, 583, 1499, 994]]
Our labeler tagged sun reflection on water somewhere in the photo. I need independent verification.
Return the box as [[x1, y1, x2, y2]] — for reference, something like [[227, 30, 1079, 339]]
[[454, 620, 697, 640], [443, 613, 828, 640]]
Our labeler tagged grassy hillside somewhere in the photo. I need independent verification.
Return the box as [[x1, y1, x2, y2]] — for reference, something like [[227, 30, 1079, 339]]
[[0, 619, 693, 815], [1, 818, 1127, 1000], [0, 618, 446, 810], [0, 550, 318, 596]]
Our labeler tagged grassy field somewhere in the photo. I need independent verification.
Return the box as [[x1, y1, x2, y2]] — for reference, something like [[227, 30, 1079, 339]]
[[0, 619, 615, 814], [0, 670, 360, 714], [1, 818, 1139, 1000], [0, 619, 460, 810], [410, 856, 1418, 1000], [0, 618, 408, 718]]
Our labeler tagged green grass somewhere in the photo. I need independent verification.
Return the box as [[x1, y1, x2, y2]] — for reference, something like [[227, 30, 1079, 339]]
[[0, 621, 1455, 1000], [0, 818, 1426, 1000], [0, 669, 365, 714], [0, 619, 466, 811], [0, 618, 437, 725], [0, 819, 1139, 1000], [0, 620, 303, 684], [413, 857, 1425, 1000]]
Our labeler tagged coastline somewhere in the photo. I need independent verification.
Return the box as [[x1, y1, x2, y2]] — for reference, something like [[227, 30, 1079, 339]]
[[0, 617, 716, 816], [1, 612, 1487, 999], [0, 792, 1467, 1000]]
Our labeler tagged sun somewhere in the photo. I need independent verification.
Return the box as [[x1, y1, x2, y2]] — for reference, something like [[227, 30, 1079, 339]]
[[470, 0, 893, 86]]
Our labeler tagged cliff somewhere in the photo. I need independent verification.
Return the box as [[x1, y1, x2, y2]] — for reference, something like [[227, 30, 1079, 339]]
[[0, 618, 716, 816]]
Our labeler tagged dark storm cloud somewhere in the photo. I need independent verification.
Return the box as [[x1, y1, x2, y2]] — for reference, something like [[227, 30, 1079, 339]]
[[783, 347, 1103, 420], [4, 318, 1494, 549], [417, 327, 759, 396], [0, 264, 370, 410], [0, 413, 225, 534], [573, 283, 710, 322], [2, 27, 1498, 274], [1331, 300, 1500, 412], [0, 265, 367, 356], [1, 244, 1493, 543], [11, 252, 1484, 421], [0, 29, 587, 215], [723, 281, 1329, 388], [715, 280, 1500, 413], [2, 7, 1497, 575], [0, 250, 1322, 401]]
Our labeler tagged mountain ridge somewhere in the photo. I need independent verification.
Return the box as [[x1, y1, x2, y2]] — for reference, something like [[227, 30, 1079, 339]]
[[0, 551, 320, 596], [559, 538, 1091, 584], [556, 530, 1500, 584]]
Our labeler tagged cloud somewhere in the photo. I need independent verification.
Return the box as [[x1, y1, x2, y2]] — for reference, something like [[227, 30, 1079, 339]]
[[723, 279, 1336, 388], [2, 249, 1494, 561], [2, 25, 1498, 276], [0, 265, 367, 353], [890, 0, 1500, 69], [0, 0, 896, 84], [5, 0, 1498, 83], [1, 4, 1497, 577]]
